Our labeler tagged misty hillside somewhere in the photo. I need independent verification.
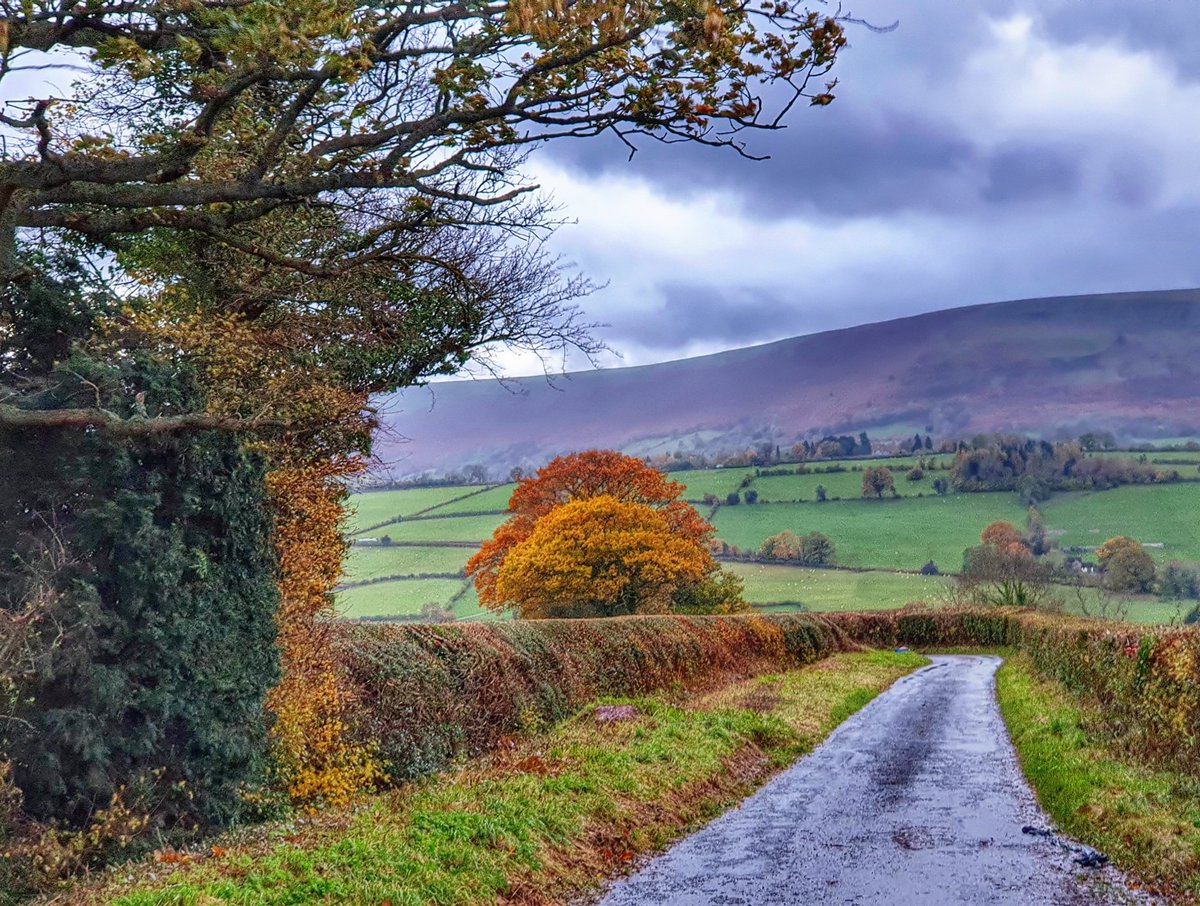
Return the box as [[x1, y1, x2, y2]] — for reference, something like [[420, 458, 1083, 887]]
[[374, 289, 1200, 478]]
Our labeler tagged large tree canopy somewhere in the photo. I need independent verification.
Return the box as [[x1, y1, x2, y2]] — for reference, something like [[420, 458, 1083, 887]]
[[0, 0, 847, 434], [467, 448, 713, 604], [0, 0, 845, 838], [492, 494, 718, 618], [468, 449, 742, 616]]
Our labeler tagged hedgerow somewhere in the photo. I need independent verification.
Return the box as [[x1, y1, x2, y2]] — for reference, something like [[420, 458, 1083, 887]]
[[335, 608, 1200, 785], [0, 355, 280, 834], [336, 613, 856, 779]]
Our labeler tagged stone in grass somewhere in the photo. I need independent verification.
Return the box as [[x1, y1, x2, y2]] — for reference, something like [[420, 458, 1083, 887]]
[[594, 704, 639, 724]]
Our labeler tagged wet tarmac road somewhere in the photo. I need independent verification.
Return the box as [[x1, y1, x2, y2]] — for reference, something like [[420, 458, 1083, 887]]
[[599, 655, 1146, 905]]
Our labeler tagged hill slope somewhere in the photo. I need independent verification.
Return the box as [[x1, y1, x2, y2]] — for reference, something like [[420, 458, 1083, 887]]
[[374, 289, 1200, 477]]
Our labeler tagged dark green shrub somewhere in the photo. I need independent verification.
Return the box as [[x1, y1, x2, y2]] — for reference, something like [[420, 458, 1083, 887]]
[[0, 353, 279, 832]]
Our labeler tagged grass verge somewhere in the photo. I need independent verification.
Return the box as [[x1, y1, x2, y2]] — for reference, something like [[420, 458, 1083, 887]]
[[996, 654, 1200, 902], [59, 650, 926, 906]]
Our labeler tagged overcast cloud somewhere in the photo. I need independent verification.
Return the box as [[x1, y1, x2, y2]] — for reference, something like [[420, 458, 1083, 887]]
[[488, 0, 1200, 374]]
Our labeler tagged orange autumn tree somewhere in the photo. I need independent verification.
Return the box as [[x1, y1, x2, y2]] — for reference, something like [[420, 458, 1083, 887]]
[[980, 520, 1027, 553], [468, 451, 744, 617]]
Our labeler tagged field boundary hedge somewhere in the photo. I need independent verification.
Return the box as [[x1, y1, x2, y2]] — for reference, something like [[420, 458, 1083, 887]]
[[336, 613, 857, 780], [336, 609, 1200, 786]]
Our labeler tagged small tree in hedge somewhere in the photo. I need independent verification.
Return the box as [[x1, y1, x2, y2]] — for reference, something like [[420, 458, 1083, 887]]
[[758, 531, 835, 565], [1098, 536, 1155, 593], [959, 522, 1052, 608], [862, 467, 895, 498]]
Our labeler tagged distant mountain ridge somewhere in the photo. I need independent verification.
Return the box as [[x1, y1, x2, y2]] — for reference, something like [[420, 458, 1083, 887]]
[[374, 289, 1200, 478]]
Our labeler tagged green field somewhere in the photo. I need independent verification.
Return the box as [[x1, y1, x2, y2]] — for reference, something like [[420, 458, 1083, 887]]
[[1090, 598, 1195, 625], [728, 563, 949, 610], [828, 454, 954, 469], [712, 494, 1030, 571], [1096, 449, 1200, 465], [426, 483, 516, 515], [336, 577, 491, 619], [348, 486, 482, 534], [334, 578, 475, 618], [368, 512, 506, 543], [668, 468, 753, 501], [751, 467, 954, 502], [343, 463, 1200, 624], [1042, 484, 1200, 563], [344, 544, 470, 581]]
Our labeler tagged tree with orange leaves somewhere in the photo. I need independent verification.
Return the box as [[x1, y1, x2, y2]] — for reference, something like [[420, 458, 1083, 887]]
[[469, 451, 743, 617], [980, 520, 1026, 553], [493, 496, 723, 618]]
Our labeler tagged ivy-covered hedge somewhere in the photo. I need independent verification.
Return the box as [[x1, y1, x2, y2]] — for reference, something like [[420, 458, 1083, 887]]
[[336, 614, 856, 779], [338, 608, 1200, 784], [0, 354, 280, 833]]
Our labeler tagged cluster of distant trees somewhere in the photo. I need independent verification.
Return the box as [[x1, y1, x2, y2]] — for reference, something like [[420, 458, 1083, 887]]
[[712, 531, 836, 566], [650, 433, 883, 472], [950, 435, 1182, 501], [368, 429, 1199, 491], [359, 463, 494, 491], [791, 432, 875, 460], [956, 512, 1200, 617]]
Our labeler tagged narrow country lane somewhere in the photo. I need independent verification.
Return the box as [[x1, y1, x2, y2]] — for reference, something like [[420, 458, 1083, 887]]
[[599, 655, 1147, 906]]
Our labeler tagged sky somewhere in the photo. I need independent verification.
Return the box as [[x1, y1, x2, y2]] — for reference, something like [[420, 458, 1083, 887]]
[[494, 0, 1200, 374]]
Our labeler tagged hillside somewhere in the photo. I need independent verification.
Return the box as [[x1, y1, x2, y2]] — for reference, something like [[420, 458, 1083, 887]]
[[374, 289, 1200, 478]]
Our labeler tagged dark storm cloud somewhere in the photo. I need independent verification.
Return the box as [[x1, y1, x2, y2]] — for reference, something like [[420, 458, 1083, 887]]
[[1102, 148, 1165, 209], [1037, 1, 1200, 81], [607, 284, 787, 345], [981, 144, 1083, 204], [520, 0, 1200, 369], [545, 108, 982, 218], [541, 0, 1187, 222]]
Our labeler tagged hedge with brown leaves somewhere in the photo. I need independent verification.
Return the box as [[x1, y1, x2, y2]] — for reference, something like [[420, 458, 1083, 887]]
[[337, 608, 1200, 783], [336, 613, 856, 779]]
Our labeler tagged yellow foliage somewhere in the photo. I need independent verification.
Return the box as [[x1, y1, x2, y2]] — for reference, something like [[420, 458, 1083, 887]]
[[493, 495, 716, 618], [265, 460, 382, 804]]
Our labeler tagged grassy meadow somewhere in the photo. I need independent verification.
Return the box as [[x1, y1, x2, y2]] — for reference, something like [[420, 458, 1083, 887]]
[[711, 494, 1032, 569], [340, 453, 1200, 625], [1040, 484, 1200, 561], [348, 485, 479, 533], [751, 467, 948, 502], [727, 563, 950, 610]]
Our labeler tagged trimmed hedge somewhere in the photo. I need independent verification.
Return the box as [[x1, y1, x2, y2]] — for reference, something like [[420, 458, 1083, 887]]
[[338, 609, 1200, 785], [336, 614, 856, 779]]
